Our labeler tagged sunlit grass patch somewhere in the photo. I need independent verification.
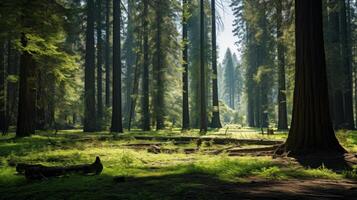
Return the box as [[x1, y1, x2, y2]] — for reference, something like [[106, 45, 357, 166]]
[[0, 128, 356, 200]]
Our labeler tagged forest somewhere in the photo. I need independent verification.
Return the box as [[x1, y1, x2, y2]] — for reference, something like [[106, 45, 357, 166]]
[[0, 0, 357, 199]]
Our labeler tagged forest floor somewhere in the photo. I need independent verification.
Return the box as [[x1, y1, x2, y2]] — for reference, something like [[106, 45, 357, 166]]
[[0, 126, 357, 199]]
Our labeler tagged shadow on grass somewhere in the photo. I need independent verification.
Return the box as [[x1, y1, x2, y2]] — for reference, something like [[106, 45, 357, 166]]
[[292, 153, 356, 172], [1, 172, 356, 200]]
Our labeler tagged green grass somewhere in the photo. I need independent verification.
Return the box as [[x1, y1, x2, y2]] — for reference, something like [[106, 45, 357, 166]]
[[0, 128, 356, 199]]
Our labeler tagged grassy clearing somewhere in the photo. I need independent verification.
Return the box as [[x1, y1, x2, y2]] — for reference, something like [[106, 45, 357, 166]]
[[0, 129, 356, 199]]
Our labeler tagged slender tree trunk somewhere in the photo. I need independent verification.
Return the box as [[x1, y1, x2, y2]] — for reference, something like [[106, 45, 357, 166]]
[[7, 39, 15, 127], [200, 0, 207, 133], [124, 0, 135, 127], [326, 0, 344, 129], [210, 0, 222, 128], [276, 0, 288, 130], [8, 50, 19, 126], [340, 0, 354, 129], [105, 0, 111, 107], [84, 0, 97, 132], [246, 28, 255, 127], [155, 2, 165, 130], [141, 0, 150, 131], [128, 42, 142, 131], [96, 0, 104, 130], [285, 0, 345, 154], [36, 70, 45, 130], [16, 34, 36, 137], [0, 41, 5, 134], [48, 75, 55, 128], [182, 0, 190, 130], [111, 0, 123, 133]]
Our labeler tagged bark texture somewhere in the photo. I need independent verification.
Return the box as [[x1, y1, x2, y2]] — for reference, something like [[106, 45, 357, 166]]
[[285, 0, 346, 154]]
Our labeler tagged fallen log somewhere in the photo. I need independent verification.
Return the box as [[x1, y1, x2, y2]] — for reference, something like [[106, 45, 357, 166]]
[[147, 145, 197, 154], [16, 157, 103, 180], [116, 135, 283, 146], [227, 145, 281, 154]]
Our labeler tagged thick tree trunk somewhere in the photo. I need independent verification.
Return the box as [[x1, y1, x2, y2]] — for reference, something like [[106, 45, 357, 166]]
[[182, 0, 190, 131], [105, 0, 111, 107], [276, 0, 288, 130], [199, 0, 207, 132], [96, 0, 104, 130], [16, 34, 36, 137], [111, 0, 123, 133], [141, 0, 150, 131], [285, 0, 346, 154], [84, 0, 97, 132], [210, 0, 222, 128]]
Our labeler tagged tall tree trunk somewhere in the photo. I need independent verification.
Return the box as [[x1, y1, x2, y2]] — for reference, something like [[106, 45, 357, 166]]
[[141, 0, 150, 131], [0, 41, 5, 134], [246, 28, 255, 127], [8, 49, 20, 126], [105, 0, 111, 107], [199, 0, 207, 133], [210, 0, 222, 128], [182, 0, 190, 131], [154, 1, 165, 130], [84, 0, 97, 132], [6, 39, 15, 127], [124, 0, 136, 127], [340, 0, 354, 129], [326, 0, 344, 129], [276, 0, 288, 130], [48, 75, 55, 128], [96, 0, 104, 130], [285, 0, 345, 154], [36, 70, 45, 130], [111, 0, 123, 133], [16, 34, 36, 137], [128, 43, 142, 131]]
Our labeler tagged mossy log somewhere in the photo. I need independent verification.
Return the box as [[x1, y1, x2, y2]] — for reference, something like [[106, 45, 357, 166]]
[[117, 136, 283, 146], [16, 157, 103, 180]]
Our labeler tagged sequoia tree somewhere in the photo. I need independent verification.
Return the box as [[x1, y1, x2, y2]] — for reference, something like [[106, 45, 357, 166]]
[[96, 0, 104, 129], [84, 0, 97, 132], [182, 0, 190, 130], [141, 0, 150, 131], [111, 0, 123, 133], [284, 0, 346, 154], [276, 0, 288, 130], [199, 0, 207, 132], [105, 0, 111, 107], [16, 34, 37, 137], [210, 0, 222, 128]]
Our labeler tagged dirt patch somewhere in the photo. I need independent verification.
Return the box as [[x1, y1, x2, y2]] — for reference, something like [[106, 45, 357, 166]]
[[229, 178, 357, 200]]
